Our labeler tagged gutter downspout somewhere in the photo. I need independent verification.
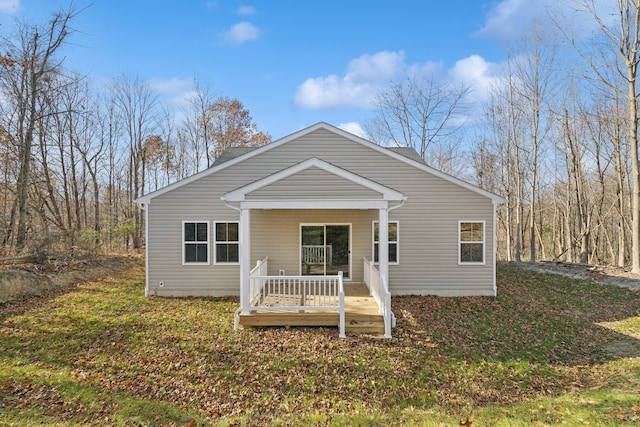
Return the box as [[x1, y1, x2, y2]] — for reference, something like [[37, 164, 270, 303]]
[[136, 202, 150, 297], [383, 197, 406, 331], [223, 199, 247, 329]]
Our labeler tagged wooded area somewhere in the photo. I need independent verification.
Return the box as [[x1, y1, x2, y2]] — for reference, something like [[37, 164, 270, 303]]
[[0, 6, 271, 257], [1, 2, 639, 272], [366, 1, 640, 272]]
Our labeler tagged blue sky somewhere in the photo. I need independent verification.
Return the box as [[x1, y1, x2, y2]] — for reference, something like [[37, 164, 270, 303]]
[[0, 0, 558, 140]]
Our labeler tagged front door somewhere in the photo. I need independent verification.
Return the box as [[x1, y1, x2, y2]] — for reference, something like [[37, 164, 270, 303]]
[[300, 224, 350, 279]]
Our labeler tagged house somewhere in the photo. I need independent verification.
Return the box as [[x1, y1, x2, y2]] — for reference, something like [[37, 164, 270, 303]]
[[136, 122, 504, 337]]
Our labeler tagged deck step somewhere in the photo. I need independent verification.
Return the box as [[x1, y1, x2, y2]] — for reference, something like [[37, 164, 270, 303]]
[[346, 314, 385, 333], [239, 312, 339, 327], [238, 311, 385, 333]]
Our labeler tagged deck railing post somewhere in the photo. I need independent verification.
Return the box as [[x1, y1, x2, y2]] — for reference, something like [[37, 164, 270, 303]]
[[338, 271, 345, 338]]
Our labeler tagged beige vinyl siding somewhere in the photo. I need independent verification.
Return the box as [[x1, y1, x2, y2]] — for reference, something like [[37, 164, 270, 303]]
[[146, 127, 496, 297], [246, 166, 383, 200]]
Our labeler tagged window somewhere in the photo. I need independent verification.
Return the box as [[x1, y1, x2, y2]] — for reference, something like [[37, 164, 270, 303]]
[[373, 221, 399, 264], [459, 221, 485, 264], [183, 221, 209, 264], [215, 222, 239, 264]]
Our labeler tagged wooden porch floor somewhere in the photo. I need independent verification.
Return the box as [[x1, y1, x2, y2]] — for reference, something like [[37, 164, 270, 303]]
[[238, 283, 384, 333]]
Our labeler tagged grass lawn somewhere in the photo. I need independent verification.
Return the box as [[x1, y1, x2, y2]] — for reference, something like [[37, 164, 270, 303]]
[[1, 262, 640, 426]]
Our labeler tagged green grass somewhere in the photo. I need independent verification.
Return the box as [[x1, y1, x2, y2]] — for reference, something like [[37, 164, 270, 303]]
[[1, 262, 639, 426]]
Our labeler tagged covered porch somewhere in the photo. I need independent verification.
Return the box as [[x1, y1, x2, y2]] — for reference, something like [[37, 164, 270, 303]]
[[221, 158, 406, 338], [234, 257, 395, 337]]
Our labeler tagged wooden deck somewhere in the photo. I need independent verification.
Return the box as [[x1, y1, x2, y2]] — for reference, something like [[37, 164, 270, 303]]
[[238, 283, 384, 334]]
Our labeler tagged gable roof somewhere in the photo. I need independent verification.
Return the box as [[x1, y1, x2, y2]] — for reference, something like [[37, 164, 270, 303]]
[[136, 122, 505, 205]]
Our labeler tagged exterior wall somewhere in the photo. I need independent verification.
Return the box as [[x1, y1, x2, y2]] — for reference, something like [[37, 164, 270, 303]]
[[250, 209, 377, 282], [146, 184, 240, 297], [145, 127, 497, 297], [246, 166, 382, 200]]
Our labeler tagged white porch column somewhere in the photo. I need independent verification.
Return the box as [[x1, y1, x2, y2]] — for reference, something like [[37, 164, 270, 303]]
[[240, 207, 251, 314], [378, 207, 389, 285]]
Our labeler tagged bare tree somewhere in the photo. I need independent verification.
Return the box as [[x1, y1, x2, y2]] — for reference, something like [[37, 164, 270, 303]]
[[511, 29, 557, 262], [110, 74, 159, 249], [571, 0, 640, 272], [0, 6, 79, 253], [366, 74, 470, 167]]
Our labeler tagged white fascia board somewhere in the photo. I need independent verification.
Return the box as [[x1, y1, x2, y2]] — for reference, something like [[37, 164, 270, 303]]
[[238, 199, 389, 210], [221, 157, 406, 202]]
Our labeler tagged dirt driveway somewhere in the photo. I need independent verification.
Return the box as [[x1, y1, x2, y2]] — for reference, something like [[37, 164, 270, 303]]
[[511, 261, 640, 291]]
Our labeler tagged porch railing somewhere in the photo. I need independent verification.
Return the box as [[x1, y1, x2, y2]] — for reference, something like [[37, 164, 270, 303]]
[[249, 257, 269, 303], [248, 269, 345, 338], [301, 244, 333, 265], [363, 257, 394, 338]]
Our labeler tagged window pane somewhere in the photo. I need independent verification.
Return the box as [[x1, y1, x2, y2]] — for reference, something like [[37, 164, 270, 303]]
[[227, 223, 239, 242], [389, 243, 398, 263], [216, 243, 239, 263], [461, 222, 483, 242], [460, 223, 472, 242], [461, 243, 483, 263], [185, 243, 197, 262], [470, 223, 483, 241], [228, 243, 239, 262], [184, 223, 196, 241], [373, 243, 379, 263], [196, 243, 208, 262], [196, 223, 208, 242], [186, 243, 208, 263], [216, 223, 226, 241], [388, 223, 397, 242], [373, 222, 379, 241]]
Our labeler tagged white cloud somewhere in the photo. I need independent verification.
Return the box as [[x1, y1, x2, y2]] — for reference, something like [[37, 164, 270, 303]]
[[237, 5, 256, 16], [293, 51, 407, 109], [293, 49, 507, 117], [449, 54, 504, 103], [475, 0, 549, 40], [0, 0, 19, 14], [148, 77, 196, 107], [222, 21, 260, 46], [338, 122, 367, 139], [475, 0, 614, 42]]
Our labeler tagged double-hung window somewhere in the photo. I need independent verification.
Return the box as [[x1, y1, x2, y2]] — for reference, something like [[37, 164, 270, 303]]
[[215, 222, 239, 264], [459, 221, 485, 264], [183, 221, 209, 264], [373, 221, 399, 264]]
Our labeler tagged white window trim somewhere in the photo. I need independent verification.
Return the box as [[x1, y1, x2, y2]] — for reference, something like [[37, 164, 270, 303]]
[[372, 221, 400, 265], [182, 220, 210, 266], [458, 220, 486, 265], [214, 221, 240, 265]]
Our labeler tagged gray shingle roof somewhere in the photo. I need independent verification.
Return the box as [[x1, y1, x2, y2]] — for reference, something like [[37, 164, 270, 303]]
[[214, 147, 258, 165], [386, 147, 426, 164]]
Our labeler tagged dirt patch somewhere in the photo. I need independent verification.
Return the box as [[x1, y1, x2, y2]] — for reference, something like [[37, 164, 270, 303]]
[[0, 255, 142, 304], [510, 261, 640, 291]]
